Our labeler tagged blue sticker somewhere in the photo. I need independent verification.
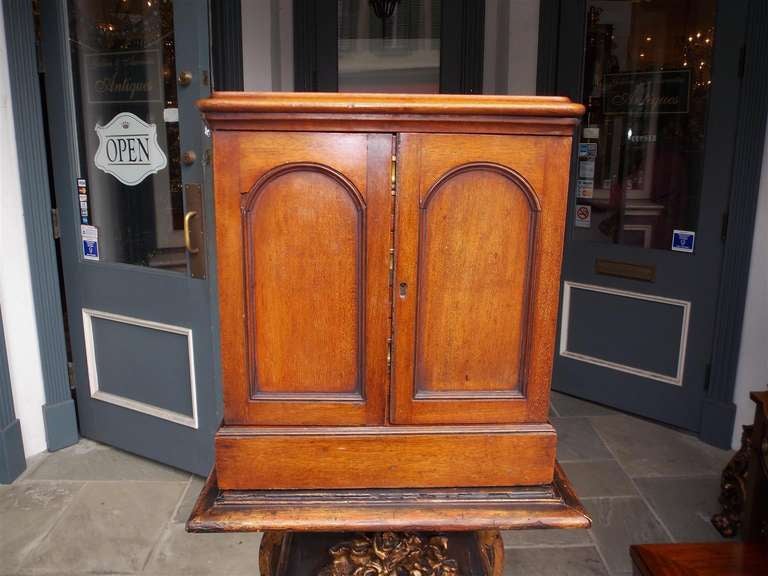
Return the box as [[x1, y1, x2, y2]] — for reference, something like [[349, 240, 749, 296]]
[[82, 239, 99, 260], [81, 224, 99, 261], [671, 229, 695, 253]]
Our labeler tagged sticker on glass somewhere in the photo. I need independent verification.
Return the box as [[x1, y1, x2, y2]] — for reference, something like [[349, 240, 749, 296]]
[[582, 126, 600, 139], [574, 204, 592, 228], [81, 224, 100, 261], [576, 179, 594, 199], [94, 112, 167, 186], [76, 178, 90, 224], [671, 229, 695, 253], [579, 142, 597, 161], [578, 160, 595, 179]]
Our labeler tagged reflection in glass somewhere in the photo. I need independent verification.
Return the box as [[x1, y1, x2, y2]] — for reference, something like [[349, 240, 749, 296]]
[[338, 0, 441, 93], [574, 0, 716, 250], [69, 0, 185, 271]]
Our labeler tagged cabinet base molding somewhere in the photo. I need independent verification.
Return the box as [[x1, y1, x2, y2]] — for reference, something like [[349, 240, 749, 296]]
[[215, 424, 556, 490], [187, 461, 589, 533]]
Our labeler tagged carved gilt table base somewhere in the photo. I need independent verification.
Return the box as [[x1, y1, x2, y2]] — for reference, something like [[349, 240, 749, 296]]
[[258, 530, 503, 576]]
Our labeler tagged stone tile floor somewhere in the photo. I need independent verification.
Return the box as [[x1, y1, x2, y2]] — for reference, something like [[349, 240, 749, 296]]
[[0, 392, 733, 576]]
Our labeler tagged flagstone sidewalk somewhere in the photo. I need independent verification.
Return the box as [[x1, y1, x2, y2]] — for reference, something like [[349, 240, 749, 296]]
[[0, 392, 732, 576]]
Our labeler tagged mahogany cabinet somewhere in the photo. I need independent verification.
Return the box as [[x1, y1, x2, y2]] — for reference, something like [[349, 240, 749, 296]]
[[199, 93, 584, 492]]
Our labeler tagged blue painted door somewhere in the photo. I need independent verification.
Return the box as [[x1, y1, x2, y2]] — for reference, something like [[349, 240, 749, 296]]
[[553, 0, 745, 434], [40, 0, 219, 474]]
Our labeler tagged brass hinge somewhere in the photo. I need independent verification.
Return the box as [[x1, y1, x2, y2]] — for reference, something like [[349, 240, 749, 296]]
[[390, 154, 397, 195], [51, 208, 60, 240], [388, 248, 395, 286], [386, 337, 393, 373]]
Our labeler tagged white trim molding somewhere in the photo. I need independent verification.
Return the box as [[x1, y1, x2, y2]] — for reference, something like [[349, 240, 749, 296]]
[[559, 281, 691, 387], [81, 308, 199, 428]]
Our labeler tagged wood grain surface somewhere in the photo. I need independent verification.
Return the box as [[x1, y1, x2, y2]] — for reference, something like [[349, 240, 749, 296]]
[[391, 133, 572, 425], [215, 424, 556, 490], [214, 131, 391, 426], [630, 543, 768, 576]]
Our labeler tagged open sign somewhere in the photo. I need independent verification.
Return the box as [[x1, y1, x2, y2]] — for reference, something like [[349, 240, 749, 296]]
[[94, 112, 167, 185]]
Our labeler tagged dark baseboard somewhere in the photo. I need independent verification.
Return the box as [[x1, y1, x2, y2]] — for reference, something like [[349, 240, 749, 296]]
[[43, 399, 78, 451], [699, 398, 737, 449], [0, 418, 26, 483]]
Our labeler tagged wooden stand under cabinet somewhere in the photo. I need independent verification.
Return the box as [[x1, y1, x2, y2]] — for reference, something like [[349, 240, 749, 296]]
[[187, 93, 589, 575]]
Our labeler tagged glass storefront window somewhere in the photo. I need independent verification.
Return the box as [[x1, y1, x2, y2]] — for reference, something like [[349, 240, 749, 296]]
[[574, 0, 716, 250], [68, 0, 185, 272], [338, 0, 441, 93]]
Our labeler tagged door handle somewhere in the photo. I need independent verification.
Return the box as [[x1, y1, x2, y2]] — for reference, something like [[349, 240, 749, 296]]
[[184, 210, 199, 254], [183, 183, 206, 279]]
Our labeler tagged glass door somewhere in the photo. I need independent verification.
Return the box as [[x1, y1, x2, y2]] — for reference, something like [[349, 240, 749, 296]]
[[41, 0, 218, 474], [553, 0, 745, 433]]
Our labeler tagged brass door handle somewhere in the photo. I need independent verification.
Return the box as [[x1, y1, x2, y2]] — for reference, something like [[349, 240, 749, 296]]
[[184, 210, 199, 254]]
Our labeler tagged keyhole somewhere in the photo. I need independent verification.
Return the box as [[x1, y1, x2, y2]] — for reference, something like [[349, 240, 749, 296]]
[[399, 282, 408, 298]]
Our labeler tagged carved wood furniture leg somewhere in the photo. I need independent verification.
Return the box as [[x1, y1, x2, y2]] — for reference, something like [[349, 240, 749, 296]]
[[711, 424, 753, 537], [476, 530, 504, 576], [259, 531, 287, 576]]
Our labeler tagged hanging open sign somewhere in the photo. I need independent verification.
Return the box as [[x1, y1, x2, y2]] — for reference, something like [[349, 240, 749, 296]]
[[94, 112, 167, 186]]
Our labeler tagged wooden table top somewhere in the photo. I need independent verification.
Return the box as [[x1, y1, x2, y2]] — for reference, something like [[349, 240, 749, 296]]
[[630, 542, 768, 576]]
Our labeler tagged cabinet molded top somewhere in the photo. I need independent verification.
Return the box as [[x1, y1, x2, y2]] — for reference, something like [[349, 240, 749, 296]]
[[198, 92, 585, 134]]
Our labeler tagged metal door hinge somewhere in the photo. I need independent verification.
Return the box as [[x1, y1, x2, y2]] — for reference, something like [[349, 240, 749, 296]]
[[721, 211, 729, 242], [51, 208, 60, 240], [67, 362, 76, 390], [390, 154, 397, 195], [738, 44, 746, 79], [386, 337, 393, 373], [704, 362, 712, 392]]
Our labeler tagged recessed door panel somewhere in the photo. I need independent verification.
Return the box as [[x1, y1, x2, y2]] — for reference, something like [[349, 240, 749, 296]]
[[215, 132, 391, 426], [245, 167, 363, 396], [392, 133, 572, 425], [415, 166, 536, 395]]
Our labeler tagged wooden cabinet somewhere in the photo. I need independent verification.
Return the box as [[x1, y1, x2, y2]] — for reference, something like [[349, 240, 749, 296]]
[[200, 93, 584, 492]]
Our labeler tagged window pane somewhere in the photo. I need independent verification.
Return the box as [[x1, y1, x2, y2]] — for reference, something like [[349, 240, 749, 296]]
[[573, 0, 716, 250], [68, 0, 186, 272], [338, 0, 441, 93]]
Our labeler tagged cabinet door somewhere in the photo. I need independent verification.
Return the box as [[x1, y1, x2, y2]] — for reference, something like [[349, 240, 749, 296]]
[[215, 132, 392, 425], [391, 133, 572, 424]]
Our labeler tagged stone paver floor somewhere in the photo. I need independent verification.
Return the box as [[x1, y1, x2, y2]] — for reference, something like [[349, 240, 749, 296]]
[[0, 392, 733, 576]]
